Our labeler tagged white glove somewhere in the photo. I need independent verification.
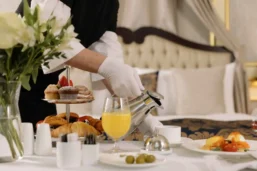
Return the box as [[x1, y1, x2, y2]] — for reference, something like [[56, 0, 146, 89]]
[[89, 31, 124, 82], [137, 114, 163, 135], [98, 57, 144, 98]]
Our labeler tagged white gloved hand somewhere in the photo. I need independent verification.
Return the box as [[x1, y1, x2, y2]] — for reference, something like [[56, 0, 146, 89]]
[[137, 114, 163, 135], [98, 57, 144, 98]]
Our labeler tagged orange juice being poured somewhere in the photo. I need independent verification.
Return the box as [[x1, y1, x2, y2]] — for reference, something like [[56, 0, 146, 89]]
[[102, 112, 131, 140]]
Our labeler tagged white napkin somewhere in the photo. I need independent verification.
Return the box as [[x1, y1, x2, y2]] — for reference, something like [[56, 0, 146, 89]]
[[204, 155, 257, 171]]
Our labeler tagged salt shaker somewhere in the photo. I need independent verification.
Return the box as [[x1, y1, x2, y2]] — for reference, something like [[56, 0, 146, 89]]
[[34, 123, 52, 155], [21, 123, 34, 155]]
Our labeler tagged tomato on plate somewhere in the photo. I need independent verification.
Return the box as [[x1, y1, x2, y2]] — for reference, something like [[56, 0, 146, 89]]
[[223, 143, 238, 152], [58, 76, 73, 87]]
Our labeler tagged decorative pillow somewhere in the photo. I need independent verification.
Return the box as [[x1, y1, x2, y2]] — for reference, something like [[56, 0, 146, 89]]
[[157, 70, 176, 116], [224, 62, 236, 113], [172, 66, 226, 115], [139, 72, 158, 92]]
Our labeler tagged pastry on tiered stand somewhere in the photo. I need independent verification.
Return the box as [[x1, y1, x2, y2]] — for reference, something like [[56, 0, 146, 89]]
[[43, 76, 94, 103], [37, 113, 102, 138], [44, 84, 59, 100]]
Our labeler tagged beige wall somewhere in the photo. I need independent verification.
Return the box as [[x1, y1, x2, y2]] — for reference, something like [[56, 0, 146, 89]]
[[0, 0, 20, 12]]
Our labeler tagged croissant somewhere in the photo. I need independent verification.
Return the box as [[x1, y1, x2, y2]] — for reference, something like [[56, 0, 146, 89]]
[[51, 123, 72, 138], [71, 122, 100, 137]]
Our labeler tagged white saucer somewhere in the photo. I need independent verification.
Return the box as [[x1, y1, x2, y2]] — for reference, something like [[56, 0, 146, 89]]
[[170, 137, 193, 148], [140, 148, 173, 155]]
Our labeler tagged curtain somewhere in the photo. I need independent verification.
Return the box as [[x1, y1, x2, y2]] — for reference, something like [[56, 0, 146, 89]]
[[187, 0, 249, 114], [118, 0, 177, 33]]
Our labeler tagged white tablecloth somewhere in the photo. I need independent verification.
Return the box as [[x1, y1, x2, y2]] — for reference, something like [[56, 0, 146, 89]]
[[0, 141, 255, 171]]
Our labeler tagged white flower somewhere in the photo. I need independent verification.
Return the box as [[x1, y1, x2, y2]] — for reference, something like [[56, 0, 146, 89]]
[[0, 12, 28, 49], [56, 25, 79, 52], [43, 48, 51, 55], [20, 26, 36, 48]]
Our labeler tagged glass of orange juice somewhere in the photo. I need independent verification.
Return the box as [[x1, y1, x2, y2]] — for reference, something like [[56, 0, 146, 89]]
[[102, 97, 131, 153]]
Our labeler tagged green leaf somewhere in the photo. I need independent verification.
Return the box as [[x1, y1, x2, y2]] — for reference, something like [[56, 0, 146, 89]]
[[32, 68, 38, 84], [23, 0, 33, 26], [20, 74, 31, 91], [5, 49, 13, 58], [33, 6, 39, 22]]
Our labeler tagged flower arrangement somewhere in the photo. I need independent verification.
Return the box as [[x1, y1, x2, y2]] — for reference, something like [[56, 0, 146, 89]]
[[0, 0, 79, 161]]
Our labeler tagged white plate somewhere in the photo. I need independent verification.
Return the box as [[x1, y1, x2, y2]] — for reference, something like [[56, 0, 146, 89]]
[[43, 98, 93, 104], [99, 152, 166, 168], [140, 148, 173, 155], [182, 139, 257, 157]]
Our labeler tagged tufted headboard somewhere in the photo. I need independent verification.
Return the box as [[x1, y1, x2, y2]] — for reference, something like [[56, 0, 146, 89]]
[[116, 27, 235, 69]]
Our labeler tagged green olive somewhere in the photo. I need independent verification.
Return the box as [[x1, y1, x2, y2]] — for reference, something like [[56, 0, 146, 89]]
[[137, 154, 146, 159], [141, 153, 148, 159], [125, 155, 135, 164], [136, 156, 145, 164], [145, 155, 156, 163]]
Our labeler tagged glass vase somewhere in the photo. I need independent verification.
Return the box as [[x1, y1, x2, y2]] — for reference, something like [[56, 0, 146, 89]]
[[0, 81, 24, 162]]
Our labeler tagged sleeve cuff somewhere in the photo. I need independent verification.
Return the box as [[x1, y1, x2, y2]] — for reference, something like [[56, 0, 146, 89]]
[[42, 40, 84, 74]]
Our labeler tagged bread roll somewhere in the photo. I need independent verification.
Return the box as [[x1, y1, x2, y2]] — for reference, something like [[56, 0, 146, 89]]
[[57, 112, 79, 122], [43, 116, 67, 127], [94, 120, 104, 133]]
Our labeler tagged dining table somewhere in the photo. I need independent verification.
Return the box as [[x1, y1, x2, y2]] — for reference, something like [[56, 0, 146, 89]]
[[0, 141, 256, 171]]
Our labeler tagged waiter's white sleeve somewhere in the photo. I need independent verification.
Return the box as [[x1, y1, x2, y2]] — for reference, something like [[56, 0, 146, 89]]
[[42, 40, 84, 74], [137, 114, 163, 135], [88, 31, 124, 82], [38, 0, 85, 74]]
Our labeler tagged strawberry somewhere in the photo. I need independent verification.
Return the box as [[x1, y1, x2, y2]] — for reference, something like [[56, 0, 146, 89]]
[[57, 76, 73, 87]]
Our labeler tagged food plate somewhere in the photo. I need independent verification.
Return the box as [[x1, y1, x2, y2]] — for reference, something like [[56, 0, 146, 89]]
[[182, 139, 257, 157], [43, 98, 93, 104], [99, 152, 166, 168]]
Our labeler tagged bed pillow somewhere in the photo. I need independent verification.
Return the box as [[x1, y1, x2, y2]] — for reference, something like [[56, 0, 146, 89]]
[[157, 62, 236, 115], [134, 68, 158, 92], [171, 66, 226, 115]]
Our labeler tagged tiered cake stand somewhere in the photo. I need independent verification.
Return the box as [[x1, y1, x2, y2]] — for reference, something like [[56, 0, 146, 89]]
[[44, 66, 93, 122]]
